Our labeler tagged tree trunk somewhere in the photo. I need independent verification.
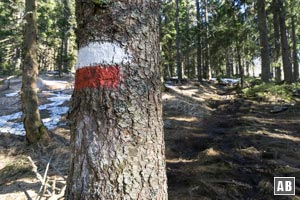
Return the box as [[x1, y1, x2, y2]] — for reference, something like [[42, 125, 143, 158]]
[[58, 38, 63, 77], [291, 15, 299, 80], [278, 0, 293, 83], [21, 0, 49, 144], [257, 0, 270, 83], [65, 1, 167, 199], [63, 0, 71, 72], [203, 0, 211, 80], [175, 0, 182, 83], [236, 42, 243, 87], [196, 0, 202, 82], [185, 0, 191, 79], [272, 0, 281, 82], [63, 37, 69, 72], [226, 47, 233, 77]]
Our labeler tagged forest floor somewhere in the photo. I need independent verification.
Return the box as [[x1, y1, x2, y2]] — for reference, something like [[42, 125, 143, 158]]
[[0, 74, 300, 199]]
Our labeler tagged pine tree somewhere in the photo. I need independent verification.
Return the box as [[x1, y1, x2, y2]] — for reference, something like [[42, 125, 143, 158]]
[[257, 0, 270, 82], [65, 0, 168, 199], [21, 0, 49, 143]]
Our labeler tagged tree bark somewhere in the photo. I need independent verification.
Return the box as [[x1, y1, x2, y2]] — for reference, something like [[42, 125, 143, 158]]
[[21, 0, 49, 143], [291, 15, 299, 80], [185, 0, 191, 79], [257, 0, 270, 83], [278, 0, 293, 83], [272, 0, 281, 82], [63, 0, 71, 72], [175, 0, 182, 83], [203, 0, 211, 80], [65, 1, 167, 199], [196, 0, 202, 82], [236, 42, 244, 87], [225, 47, 233, 77]]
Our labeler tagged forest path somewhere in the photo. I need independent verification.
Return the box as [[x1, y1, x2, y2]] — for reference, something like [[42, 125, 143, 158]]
[[165, 81, 300, 200], [0, 78, 300, 199]]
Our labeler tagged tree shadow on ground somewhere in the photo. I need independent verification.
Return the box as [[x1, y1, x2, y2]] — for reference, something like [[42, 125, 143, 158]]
[[164, 82, 300, 200]]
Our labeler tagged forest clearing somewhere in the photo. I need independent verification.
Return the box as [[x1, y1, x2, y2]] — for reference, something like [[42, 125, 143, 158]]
[[0, 74, 300, 199]]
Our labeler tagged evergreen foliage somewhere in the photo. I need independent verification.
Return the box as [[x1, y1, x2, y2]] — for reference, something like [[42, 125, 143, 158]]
[[0, 0, 75, 76], [0, 0, 299, 83]]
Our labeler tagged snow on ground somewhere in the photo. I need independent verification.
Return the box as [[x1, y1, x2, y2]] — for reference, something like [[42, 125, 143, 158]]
[[0, 112, 23, 135], [0, 91, 71, 136], [40, 92, 71, 129], [210, 78, 240, 84], [5, 92, 19, 97]]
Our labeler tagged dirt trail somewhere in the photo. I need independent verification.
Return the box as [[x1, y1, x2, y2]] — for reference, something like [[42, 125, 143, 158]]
[[165, 82, 300, 200], [0, 78, 300, 199]]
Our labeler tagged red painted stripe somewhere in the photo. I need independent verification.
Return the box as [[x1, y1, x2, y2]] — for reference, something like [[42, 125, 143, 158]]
[[75, 65, 120, 90]]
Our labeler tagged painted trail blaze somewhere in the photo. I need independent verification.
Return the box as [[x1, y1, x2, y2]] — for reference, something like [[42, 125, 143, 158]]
[[75, 65, 121, 90]]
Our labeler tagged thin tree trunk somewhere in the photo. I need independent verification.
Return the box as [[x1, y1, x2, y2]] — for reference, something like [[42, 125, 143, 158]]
[[278, 0, 293, 83], [63, 37, 69, 71], [196, 0, 202, 82], [59, 38, 63, 77], [63, 0, 71, 72], [226, 47, 233, 77], [291, 15, 299, 80], [203, 0, 211, 80], [175, 0, 182, 83], [21, 0, 49, 143], [272, 0, 281, 82], [185, 0, 191, 79], [65, 1, 167, 199], [236, 42, 243, 87], [257, 0, 270, 83]]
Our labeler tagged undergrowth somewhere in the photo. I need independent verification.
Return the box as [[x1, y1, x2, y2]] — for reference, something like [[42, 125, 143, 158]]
[[242, 80, 300, 102]]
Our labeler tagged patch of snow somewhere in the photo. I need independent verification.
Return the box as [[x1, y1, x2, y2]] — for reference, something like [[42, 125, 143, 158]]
[[43, 106, 69, 129], [0, 112, 24, 135], [210, 78, 240, 85], [165, 83, 177, 88], [221, 78, 240, 84], [41, 80, 69, 86], [5, 91, 19, 97], [0, 91, 71, 136]]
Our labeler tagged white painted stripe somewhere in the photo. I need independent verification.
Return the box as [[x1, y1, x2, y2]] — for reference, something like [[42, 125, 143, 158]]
[[75, 42, 132, 69]]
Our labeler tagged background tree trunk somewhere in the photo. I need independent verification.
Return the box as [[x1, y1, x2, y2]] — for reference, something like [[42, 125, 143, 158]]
[[65, 1, 168, 199], [203, 0, 211, 80], [257, 0, 270, 83], [63, 0, 71, 72], [272, 0, 281, 82], [278, 0, 293, 83], [196, 0, 202, 82], [236, 41, 244, 87], [175, 0, 182, 83], [291, 15, 299, 81], [21, 0, 48, 143]]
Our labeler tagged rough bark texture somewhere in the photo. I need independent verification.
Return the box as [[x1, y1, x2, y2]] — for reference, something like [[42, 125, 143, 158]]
[[21, 0, 49, 143], [175, 0, 182, 83], [291, 15, 299, 81], [65, 1, 167, 199], [278, 0, 293, 83], [236, 42, 243, 87], [272, 0, 281, 82], [257, 0, 270, 83], [63, 0, 71, 72], [195, 0, 202, 82], [203, 0, 211, 80]]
